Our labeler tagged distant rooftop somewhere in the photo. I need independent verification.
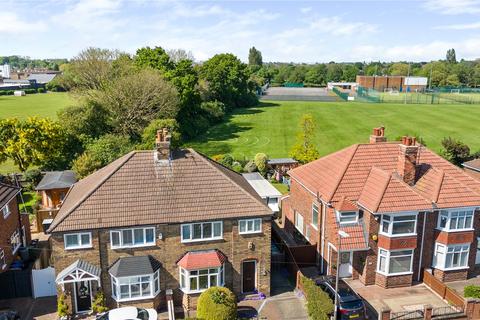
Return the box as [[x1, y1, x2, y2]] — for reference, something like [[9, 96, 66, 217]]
[[242, 172, 282, 198], [463, 159, 480, 172], [27, 73, 57, 84], [267, 158, 298, 165], [36, 171, 77, 191]]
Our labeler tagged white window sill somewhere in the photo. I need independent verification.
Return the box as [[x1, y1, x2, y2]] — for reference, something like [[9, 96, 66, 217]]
[[435, 228, 474, 233], [376, 271, 413, 276], [310, 223, 319, 231], [180, 286, 224, 295], [111, 243, 156, 249], [239, 231, 262, 235], [379, 232, 417, 238], [433, 266, 469, 271], [64, 245, 93, 250], [181, 237, 223, 243], [112, 292, 160, 302]]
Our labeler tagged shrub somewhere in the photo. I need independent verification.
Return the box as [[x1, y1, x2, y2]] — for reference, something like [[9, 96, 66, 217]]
[[197, 287, 237, 320], [57, 293, 70, 318], [254, 153, 268, 174], [232, 161, 243, 173], [464, 285, 480, 298], [220, 154, 234, 167], [300, 275, 334, 320], [37, 87, 46, 93], [243, 160, 257, 173], [200, 101, 226, 123], [91, 290, 108, 314]]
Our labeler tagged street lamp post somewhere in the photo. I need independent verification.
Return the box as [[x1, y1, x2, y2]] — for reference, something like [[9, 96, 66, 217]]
[[333, 230, 350, 320]]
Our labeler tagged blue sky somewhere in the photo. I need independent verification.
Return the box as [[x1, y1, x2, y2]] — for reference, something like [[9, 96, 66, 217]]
[[2, 0, 480, 62]]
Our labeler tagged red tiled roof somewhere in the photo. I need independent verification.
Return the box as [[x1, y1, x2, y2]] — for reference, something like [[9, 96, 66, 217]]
[[336, 196, 358, 212], [327, 208, 369, 250], [177, 250, 227, 270], [289, 142, 480, 213]]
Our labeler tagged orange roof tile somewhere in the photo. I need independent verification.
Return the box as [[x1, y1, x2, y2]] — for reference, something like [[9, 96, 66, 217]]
[[177, 250, 227, 270]]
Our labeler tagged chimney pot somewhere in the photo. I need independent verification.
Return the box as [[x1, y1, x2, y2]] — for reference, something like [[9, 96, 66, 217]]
[[398, 135, 419, 185], [370, 126, 387, 144], [155, 127, 171, 162]]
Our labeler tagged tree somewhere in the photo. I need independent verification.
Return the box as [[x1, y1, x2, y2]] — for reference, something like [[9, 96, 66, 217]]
[[290, 114, 320, 164], [167, 48, 194, 63], [91, 290, 108, 314], [135, 46, 175, 74], [305, 64, 327, 85], [446, 48, 457, 64], [441, 137, 472, 166], [389, 63, 409, 76], [326, 64, 343, 82], [200, 53, 257, 109], [197, 287, 237, 320], [97, 69, 179, 138], [0, 118, 68, 172], [248, 47, 263, 68], [342, 64, 359, 82], [57, 293, 70, 318], [254, 153, 268, 174]]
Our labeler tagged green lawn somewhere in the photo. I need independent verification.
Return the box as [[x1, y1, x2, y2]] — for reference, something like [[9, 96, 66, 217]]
[[0, 92, 73, 119], [0, 92, 73, 173], [187, 100, 480, 160]]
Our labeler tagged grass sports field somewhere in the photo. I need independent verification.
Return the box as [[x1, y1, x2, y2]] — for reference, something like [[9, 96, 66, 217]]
[[0, 92, 72, 119], [0, 92, 72, 173], [188, 100, 480, 161]]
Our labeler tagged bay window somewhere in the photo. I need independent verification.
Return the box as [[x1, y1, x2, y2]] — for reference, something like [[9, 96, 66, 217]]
[[181, 221, 222, 242], [377, 248, 414, 275], [239, 218, 262, 234], [111, 270, 160, 301], [179, 266, 224, 293], [380, 213, 417, 236], [64, 232, 91, 250], [437, 210, 473, 231], [433, 243, 469, 270], [294, 211, 304, 235], [110, 227, 155, 249]]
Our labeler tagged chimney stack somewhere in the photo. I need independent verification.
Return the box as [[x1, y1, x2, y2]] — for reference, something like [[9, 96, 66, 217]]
[[369, 126, 387, 143], [155, 128, 171, 161], [397, 136, 419, 185]]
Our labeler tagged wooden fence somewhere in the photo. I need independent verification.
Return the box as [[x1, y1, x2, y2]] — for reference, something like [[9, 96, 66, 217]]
[[423, 270, 465, 309]]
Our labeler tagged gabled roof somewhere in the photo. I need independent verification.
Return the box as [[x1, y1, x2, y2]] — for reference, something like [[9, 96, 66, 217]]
[[36, 171, 77, 191], [49, 149, 272, 232], [0, 182, 20, 210], [289, 142, 480, 213], [177, 250, 227, 270]]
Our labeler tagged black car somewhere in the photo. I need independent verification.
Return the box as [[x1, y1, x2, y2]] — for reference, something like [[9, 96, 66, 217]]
[[315, 276, 367, 320], [0, 309, 20, 320]]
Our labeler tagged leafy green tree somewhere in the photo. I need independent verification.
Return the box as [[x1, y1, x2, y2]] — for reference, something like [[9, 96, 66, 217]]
[[305, 64, 327, 85], [135, 46, 175, 73], [197, 287, 237, 320], [389, 63, 409, 76], [290, 114, 320, 164], [326, 64, 343, 82], [441, 137, 472, 166], [248, 46, 263, 68], [254, 153, 268, 174], [446, 48, 457, 64], [342, 64, 359, 82], [445, 74, 460, 87], [0, 118, 68, 172], [200, 53, 257, 110]]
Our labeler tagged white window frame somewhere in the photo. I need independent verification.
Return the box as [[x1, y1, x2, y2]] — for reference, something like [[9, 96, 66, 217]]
[[311, 203, 319, 230], [0, 249, 6, 270], [2, 202, 11, 219], [239, 218, 262, 235], [336, 211, 358, 225], [294, 211, 304, 235], [110, 270, 160, 302], [376, 248, 414, 276], [437, 209, 474, 232], [179, 265, 225, 294], [63, 232, 92, 250], [110, 227, 156, 249], [181, 221, 223, 243], [433, 242, 470, 271], [10, 229, 22, 254], [380, 212, 418, 237]]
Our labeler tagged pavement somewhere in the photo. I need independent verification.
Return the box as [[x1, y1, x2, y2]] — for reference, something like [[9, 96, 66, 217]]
[[0, 296, 57, 320], [346, 279, 450, 315], [448, 276, 480, 296]]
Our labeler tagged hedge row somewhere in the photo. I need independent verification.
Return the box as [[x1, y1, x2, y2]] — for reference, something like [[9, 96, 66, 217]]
[[465, 285, 480, 298], [0, 87, 46, 95], [300, 275, 334, 320]]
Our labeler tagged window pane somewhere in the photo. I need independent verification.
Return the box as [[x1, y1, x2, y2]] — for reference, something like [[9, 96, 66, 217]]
[[465, 215, 473, 229], [378, 256, 386, 272], [440, 213, 448, 228], [65, 235, 78, 247], [111, 232, 120, 246], [134, 229, 144, 244], [312, 205, 319, 227], [131, 283, 141, 297], [392, 221, 415, 234], [193, 224, 202, 239], [203, 223, 212, 238], [182, 225, 191, 240], [389, 255, 412, 273], [213, 222, 222, 237], [393, 215, 416, 222], [199, 275, 208, 289], [80, 234, 90, 245], [120, 285, 129, 299], [122, 230, 133, 245], [460, 251, 468, 267], [254, 219, 261, 231], [450, 217, 458, 229], [199, 269, 208, 275], [239, 221, 246, 233], [190, 277, 197, 290], [382, 219, 389, 233], [247, 220, 253, 231], [155, 275, 159, 292], [145, 228, 154, 243], [141, 282, 151, 296], [180, 273, 185, 288], [210, 274, 217, 287]]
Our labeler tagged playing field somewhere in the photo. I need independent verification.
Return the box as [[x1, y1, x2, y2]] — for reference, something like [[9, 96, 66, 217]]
[[0, 92, 73, 119], [188, 100, 480, 160]]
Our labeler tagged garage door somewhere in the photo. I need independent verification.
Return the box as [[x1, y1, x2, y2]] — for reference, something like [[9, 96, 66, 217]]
[[32, 267, 56, 298]]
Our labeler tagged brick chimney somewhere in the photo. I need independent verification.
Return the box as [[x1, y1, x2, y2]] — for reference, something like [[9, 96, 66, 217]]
[[397, 136, 419, 185], [369, 126, 387, 143], [155, 128, 171, 161]]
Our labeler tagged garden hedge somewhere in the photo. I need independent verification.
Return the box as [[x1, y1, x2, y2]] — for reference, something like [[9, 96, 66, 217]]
[[196, 286, 237, 320], [300, 275, 334, 320]]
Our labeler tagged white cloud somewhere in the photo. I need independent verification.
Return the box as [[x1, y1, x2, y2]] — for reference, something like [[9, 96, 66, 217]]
[[309, 16, 377, 36], [434, 21, 480, 30], [301, 7, 312, 14], [0, 13, 47, 34], [423, 0, 480, 15]]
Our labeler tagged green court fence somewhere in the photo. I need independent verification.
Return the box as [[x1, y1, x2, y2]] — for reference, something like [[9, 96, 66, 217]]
[[283, 82, 304, 87], [331, 87, 349, 101]]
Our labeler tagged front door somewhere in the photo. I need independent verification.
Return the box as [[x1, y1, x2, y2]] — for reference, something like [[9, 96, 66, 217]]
[[74, 281, 92, 313], [242, 260, 256, 293], [338, 251, 352, 278]]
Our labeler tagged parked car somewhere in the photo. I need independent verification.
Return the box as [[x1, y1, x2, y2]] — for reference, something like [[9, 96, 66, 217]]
[[96, 307, 157, 320], [0, 309, 20, 320], [315, 276, 367, 320]]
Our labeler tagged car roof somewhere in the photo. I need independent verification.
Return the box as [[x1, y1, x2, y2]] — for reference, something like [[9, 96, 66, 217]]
[[109, 307, 138, 318]]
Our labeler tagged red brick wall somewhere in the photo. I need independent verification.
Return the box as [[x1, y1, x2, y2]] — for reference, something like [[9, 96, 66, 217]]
[[376, 273, 412, 288], [432, 268, 468, 282], [378, 235, 417, 250], [436, 230, 474, 245], [359, 210, 378, 286]]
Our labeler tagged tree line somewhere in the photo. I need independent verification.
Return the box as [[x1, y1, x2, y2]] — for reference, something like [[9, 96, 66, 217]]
[[0, 56, 67, 71]]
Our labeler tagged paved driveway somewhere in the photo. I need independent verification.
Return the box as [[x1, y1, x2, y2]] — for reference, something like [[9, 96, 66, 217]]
[[0, 297, 57, 320]]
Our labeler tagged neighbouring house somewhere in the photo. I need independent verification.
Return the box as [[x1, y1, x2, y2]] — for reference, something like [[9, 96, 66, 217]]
[[267, 158, 298, 182], [35, 171, 76, 233], [281, 126, 480, 289], [26, 72, 59, 85], [0, 181, 31, 273], [49, 129, 272, 315], [463, 159, 480, 181], [242, 172, 282, 213]]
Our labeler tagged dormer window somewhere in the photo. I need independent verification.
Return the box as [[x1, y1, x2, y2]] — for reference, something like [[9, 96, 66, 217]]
[[337, 211, 358, 225], [437, 210, 474, 231], [380, 213, 417, 236]]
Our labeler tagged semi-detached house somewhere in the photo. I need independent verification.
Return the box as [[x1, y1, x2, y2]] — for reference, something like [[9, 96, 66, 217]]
[[282, 127, 480, 288], [48, 129, 272, 315]]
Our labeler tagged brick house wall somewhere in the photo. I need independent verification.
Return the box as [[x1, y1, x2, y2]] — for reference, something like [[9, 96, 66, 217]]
[[52, 218, 271, 312], [0, 197, 31, 273]]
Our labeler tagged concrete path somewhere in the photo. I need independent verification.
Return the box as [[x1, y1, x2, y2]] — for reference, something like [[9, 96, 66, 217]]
[[258, 291, 308, 320]]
